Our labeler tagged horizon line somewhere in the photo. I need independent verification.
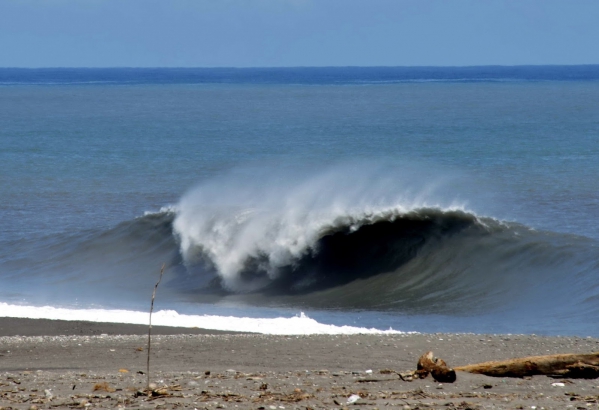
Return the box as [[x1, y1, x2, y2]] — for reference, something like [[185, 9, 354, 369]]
[[2, 64, 599, 70]]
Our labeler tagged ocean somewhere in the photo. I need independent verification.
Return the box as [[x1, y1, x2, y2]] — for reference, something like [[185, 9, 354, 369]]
[[1, 66, 598, 336]]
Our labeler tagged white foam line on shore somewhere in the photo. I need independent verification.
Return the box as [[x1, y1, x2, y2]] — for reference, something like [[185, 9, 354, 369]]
[[0, 303, 406, 335]]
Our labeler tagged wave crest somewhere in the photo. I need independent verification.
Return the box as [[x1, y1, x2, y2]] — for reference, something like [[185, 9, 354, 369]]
[[172, 164, 473, 292]]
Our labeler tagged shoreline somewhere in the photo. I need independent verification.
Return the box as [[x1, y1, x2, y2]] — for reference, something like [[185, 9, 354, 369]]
[[1, 318, 599, 408], [0, 317, 242, 337]]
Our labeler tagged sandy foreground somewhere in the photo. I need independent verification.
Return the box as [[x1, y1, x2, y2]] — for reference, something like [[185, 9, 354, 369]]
[[1, 318, 599, 409]]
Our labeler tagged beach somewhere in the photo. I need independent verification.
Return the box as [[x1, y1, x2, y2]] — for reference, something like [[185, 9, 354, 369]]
[[1, 318, 599, 409]]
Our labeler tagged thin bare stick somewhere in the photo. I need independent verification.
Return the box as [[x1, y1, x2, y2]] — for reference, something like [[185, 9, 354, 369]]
[[147, 263, 165, 390]]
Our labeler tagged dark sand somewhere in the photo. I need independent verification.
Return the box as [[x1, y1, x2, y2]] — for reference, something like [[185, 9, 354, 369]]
[[1, 318, 599, 409]]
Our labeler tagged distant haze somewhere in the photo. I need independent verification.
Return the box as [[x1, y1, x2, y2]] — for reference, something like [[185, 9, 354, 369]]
[[1, 0, 598, 67]]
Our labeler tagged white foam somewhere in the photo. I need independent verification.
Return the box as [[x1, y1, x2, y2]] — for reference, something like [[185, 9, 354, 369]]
[[142, 205, 178, 217], [0, 303, 406, 335]]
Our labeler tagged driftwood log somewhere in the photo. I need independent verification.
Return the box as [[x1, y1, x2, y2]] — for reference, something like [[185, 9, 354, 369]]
[[455, 352, 599, 379], [415, 351, 456, 383]]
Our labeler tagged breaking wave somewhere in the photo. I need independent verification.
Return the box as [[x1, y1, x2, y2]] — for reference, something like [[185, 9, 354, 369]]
[[175, 205, 480, 293], [169, 165, 599, 316], [3, 164, 599, 323], [172, 164, 470, 292]]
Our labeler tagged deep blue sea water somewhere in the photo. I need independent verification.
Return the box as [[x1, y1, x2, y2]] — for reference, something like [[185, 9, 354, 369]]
[[1, 67, 599, 335]]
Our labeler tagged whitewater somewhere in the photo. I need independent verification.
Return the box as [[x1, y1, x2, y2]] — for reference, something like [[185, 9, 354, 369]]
[[1, 67, 599, 336]]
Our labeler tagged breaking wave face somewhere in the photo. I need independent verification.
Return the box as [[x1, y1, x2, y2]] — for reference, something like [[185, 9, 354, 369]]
[[173, 164, 470, 293]]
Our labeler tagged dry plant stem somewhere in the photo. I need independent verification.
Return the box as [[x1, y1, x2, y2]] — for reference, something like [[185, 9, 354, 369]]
[[147, 263, 165, 390]]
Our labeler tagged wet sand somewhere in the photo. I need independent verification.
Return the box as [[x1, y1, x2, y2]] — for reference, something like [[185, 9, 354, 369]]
[[1, 318, 599, 409]]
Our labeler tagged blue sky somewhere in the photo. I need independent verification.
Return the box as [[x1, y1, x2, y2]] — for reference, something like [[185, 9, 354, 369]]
[[1, 0, 598, 67]]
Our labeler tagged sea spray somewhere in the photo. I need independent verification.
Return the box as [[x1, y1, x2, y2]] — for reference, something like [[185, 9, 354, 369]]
[[173, 163, 467, 292]]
